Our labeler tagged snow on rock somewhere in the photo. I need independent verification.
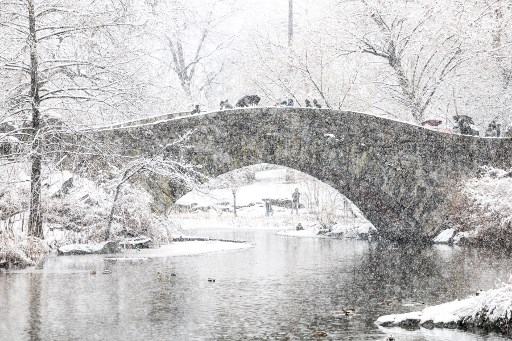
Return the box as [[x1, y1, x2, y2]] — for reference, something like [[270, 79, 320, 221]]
[[177, 180, 298, 209], [175, 167, 364, 218], [58, 241, 121, 255], [453, 230, 479, 245], [433, 228, 455, 244], [376, 285, 512, 335], [123, 240, 253, 258], [119, 236, 152, 249]]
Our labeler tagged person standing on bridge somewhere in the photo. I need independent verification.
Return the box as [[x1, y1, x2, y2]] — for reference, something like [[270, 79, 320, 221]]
[[485, 121, 498, 137], [191, 104, 200, 114], [291, 188, 300, 215]]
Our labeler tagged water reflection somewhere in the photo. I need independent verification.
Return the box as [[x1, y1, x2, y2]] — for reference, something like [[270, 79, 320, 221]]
[[27, 274, 42, 341], [0, 229, 510, 340]]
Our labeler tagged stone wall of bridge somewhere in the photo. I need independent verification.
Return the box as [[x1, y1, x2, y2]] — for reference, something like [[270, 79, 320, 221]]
[[88, 107, 512, 242]]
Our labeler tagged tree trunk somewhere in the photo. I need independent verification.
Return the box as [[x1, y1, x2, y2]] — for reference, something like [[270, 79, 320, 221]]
[[107, 167, 142, 239], [107, 182, 123, 240], [28, 0, 43, 238]]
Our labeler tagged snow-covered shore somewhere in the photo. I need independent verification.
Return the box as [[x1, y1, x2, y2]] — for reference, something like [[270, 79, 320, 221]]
[[376, 285, 512, 336], [116, 240, 253, 258], [0, 167, 257, 269], [53, 240, 254, 260]]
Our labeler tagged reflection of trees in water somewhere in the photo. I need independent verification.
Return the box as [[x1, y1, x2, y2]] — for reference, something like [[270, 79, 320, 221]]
[[146, 261, 186, 334], [27, 274, 42, 341], [446, 246, 512, 293], [343, 243, 472, 313], [362, 244, 445, 300], [334, 242, 512, 332]]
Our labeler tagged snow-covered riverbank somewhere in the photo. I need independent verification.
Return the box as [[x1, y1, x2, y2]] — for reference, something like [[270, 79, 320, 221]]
[[376, 285, 512, 336], [117, 240, 253, 258], [54, 240, 254, 260]]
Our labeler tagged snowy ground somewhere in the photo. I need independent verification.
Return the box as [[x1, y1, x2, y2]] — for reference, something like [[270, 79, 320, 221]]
[[175, 166, 373, 240], [177, 168, 299, 212], [176, 167, 359, 216], [376, 285, 512, 335]]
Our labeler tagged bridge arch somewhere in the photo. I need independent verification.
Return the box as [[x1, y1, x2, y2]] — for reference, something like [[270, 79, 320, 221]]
[[92, 107, 512, 242]]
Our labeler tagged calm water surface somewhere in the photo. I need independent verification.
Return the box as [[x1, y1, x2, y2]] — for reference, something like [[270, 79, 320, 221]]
[[1, 228, 512, 341]]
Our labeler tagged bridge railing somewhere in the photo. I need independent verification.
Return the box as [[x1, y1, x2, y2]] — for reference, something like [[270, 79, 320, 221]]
[[84, 110, 194, 131]]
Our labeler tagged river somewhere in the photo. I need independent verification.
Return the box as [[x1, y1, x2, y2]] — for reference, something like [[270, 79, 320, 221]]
[[1, 228, 511, 340]]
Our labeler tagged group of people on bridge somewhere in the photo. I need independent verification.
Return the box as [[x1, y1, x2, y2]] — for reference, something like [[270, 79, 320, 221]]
[[484, 120, 502, 137], [421, 115, 504, 137], [275, 98, 322, 108], [190, 95, 325, 114], [192, 98, 506, 139]]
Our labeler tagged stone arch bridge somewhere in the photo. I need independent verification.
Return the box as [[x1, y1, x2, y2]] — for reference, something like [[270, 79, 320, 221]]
[[90, 108, 512, 242]]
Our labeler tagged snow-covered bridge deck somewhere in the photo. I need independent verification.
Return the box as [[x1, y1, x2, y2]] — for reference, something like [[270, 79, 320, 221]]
[[88, 107, 512, 242]]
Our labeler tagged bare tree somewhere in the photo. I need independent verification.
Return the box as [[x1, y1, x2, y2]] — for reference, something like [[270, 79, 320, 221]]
[[290, 50, 333, 108], [487, 0, 512, 88], [147, 0, 234, 101], [0, 0, 144, 238], [107, 131, 204, 237], [356, 2, 465, 122]]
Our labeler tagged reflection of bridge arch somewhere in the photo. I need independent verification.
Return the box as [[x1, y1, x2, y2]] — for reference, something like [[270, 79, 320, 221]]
[[92, 107, 512, 242]]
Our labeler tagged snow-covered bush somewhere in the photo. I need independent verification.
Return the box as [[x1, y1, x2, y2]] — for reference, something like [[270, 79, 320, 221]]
[[448, 166, 512, 248], [0, 184, 29, 220], [107, 183, 180, 244], [0, 163, 29, 220], [0, 234, 48, 269], [43, 172, 181, 245]]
